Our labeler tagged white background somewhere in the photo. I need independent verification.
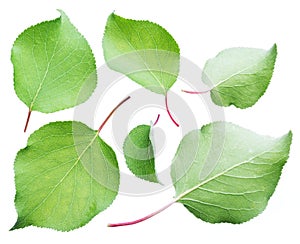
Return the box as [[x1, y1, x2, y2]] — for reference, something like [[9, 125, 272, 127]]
[[1, 0, 299, 243]]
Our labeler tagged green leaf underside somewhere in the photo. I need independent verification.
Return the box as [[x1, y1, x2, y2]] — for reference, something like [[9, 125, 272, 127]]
[[12, 10, 97, 113], [123, 125, 159, 183], [102, 13, 180, 95], [203, 44, 277, 108], [12, 121, 119, 231], [171, 122, 292, 224]]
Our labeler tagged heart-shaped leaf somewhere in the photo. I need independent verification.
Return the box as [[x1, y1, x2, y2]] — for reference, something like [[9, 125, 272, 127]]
[[201, 45, 277, 108], [123, 125, 159, 183], [11, 121, 119, 231], [171, 122, 292, 223], [102, 13, 180, 95], [12, 10, 97, 131], [102, 13, 180, 127]]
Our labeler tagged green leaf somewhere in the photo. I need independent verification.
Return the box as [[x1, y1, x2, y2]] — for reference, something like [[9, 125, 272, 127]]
[[123, 125, 159, 183], [12, 10, 97, 113], [171, 122, 292, 224], [102, 13, 180, 95], [202, 44, 277, 108], [12, 121, 119, 231]]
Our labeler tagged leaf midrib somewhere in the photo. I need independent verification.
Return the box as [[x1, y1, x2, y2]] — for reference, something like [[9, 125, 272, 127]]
[[175, 147, 281, 202], [112, 19, 167, 94], [20, 132, 99, 223], [29, 28, 61, 110], [211, 53, 266, 89]]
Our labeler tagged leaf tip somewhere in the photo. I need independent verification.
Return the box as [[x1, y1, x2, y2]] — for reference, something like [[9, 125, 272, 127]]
[[10, 219, 26, 231], [281, 130, 293, 146], [287, 130, 293, 141], [268, 43, 277, 61], [108, 11, 117, 20], [56, 9, 70, 24], [269, 44, 278, 62], [9, 225, 16, 231], [56, 9, 66, 17]]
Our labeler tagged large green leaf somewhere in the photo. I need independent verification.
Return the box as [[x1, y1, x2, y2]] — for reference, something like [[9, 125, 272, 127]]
[[11, 121, 119, 231], [123, 125, 159, 183], [12, 10, 97, 113], [171, 122, 292, 223], [102, 13, 180, 95], [202, 45, 277, 108]]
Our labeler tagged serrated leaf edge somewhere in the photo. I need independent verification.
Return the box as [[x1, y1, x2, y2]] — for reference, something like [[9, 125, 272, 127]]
[[11, 121, 120, 231]]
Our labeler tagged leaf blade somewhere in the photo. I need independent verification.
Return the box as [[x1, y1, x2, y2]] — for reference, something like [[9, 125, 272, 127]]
[[203, 45, 277, 108], [171, 122, 292, 223], [12, 121, 119, 231], [12, 10, 97, 113], [123, 125, 159, 183], [102, 13, 180, 95]]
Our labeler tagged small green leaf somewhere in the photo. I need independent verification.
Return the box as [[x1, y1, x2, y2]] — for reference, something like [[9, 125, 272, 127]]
[[12, 121, 119, 231], [102, 13, 180, 95], [202, 44, 277, 108], [12, 10, 97, 114], [123, 125, 159, 183], [171, 122, 292, 224]]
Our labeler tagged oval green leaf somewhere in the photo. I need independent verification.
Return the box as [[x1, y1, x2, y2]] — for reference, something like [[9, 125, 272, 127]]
[[102, 13, 180, 95], [202, 45, 277, 108], [171, 122, 292, 223], [12, 10, 97, 113], [123, 125, 159, 183], [11, 121, 119, 231]]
